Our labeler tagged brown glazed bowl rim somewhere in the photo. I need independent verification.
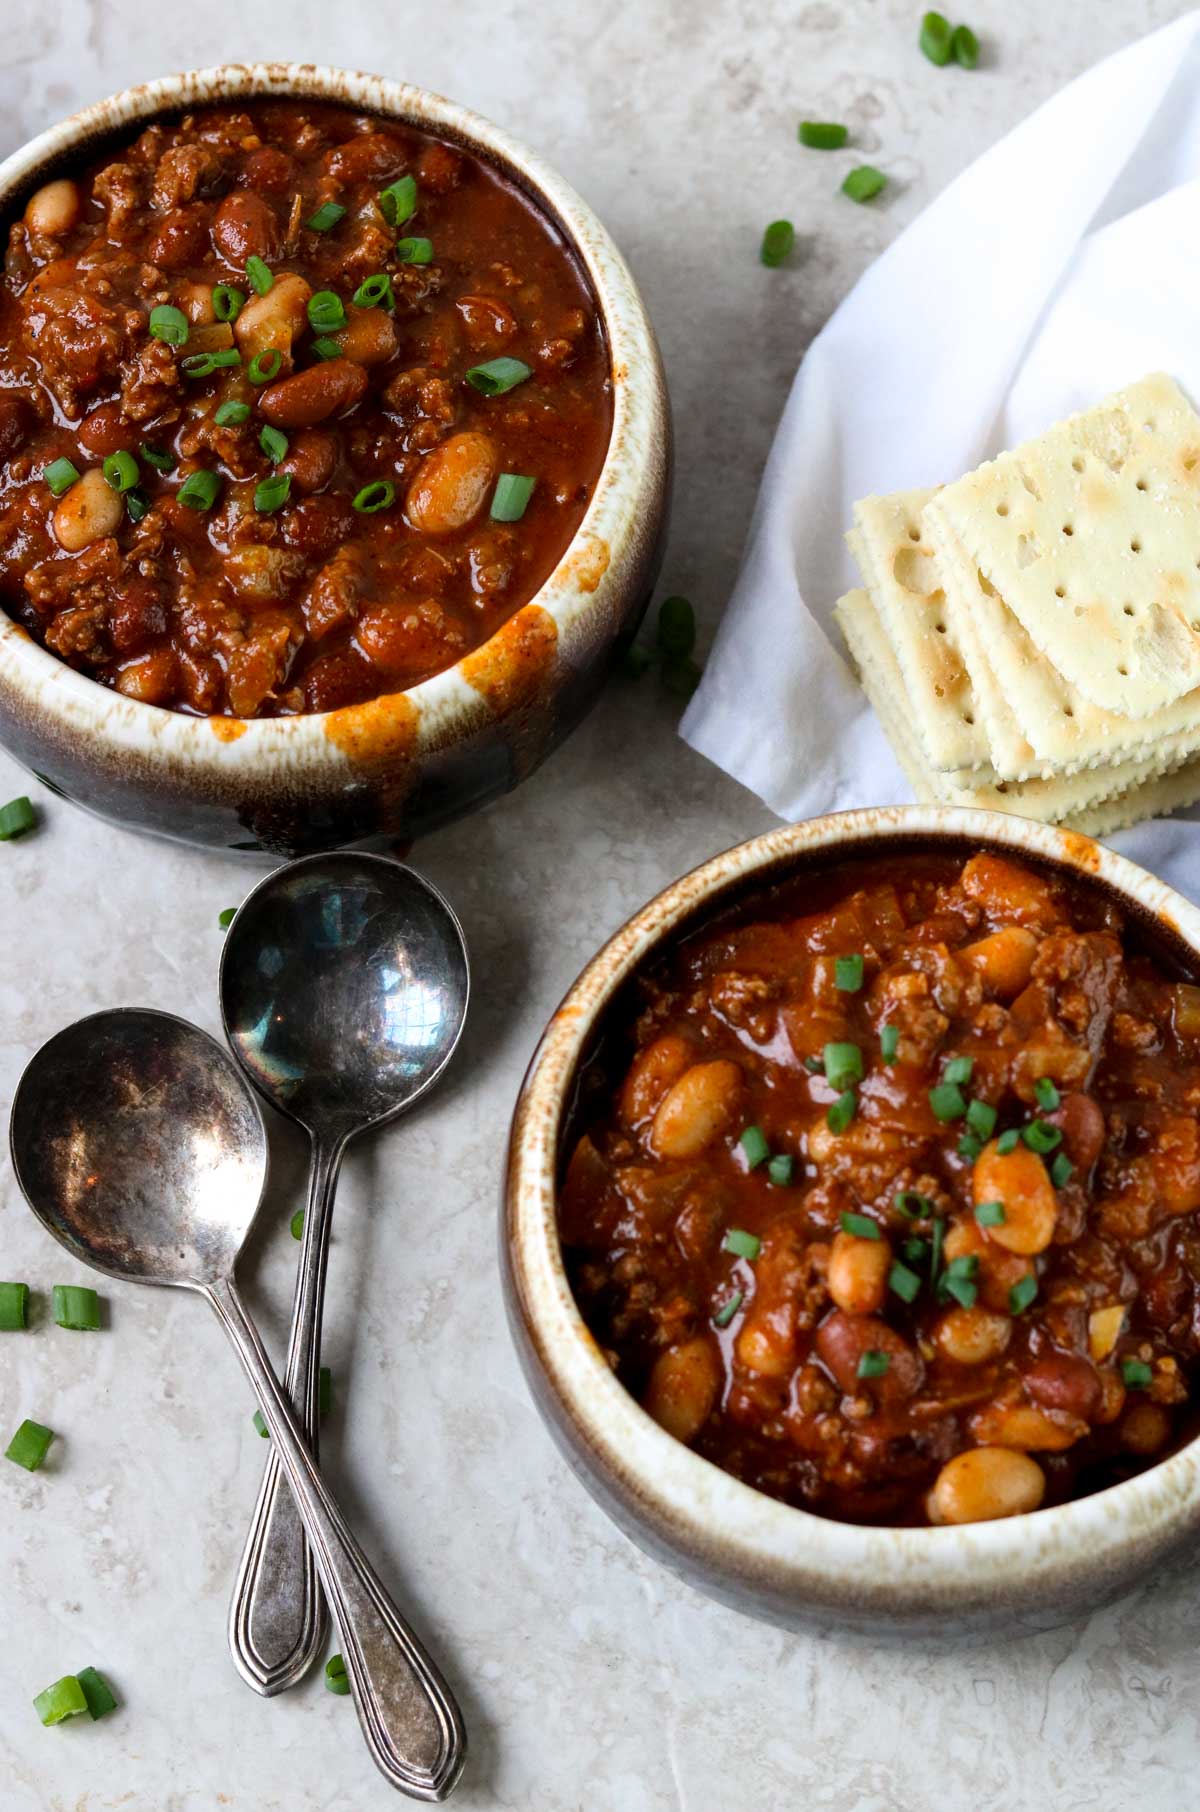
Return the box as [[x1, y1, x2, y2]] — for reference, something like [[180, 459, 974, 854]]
[[0, 63, 664, 768], [505, 805, 1200, 1614]]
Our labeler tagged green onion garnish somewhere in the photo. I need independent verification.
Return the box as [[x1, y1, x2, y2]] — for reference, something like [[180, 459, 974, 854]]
[[1009, 1274, 1038, 1315], [102, 450, 138, 493], [827, 1090, 857, 1133], [149, 304, 189, 346], [840, 1211, 880, 1240], [352, 480, 396, 514], [894, 1191, 933, 1218], [310, 337, 342, 360], [307, 290, 346, 333], [254, 473, 291, 514], [767, 1153, 794, 1186], [996, 1128, 1019, 1154], [799, 121, 848, 149], [952, 23, 980, 68], [929, 1215, 945, 1290], [1050, 1153, 1075, 1188], [919, 10, 953, 64], [888, 1260, 921, 1303], [880, 1024, 900, 1064], [214, 400, 251, 427], [656, 596, 696, 660], [0, 796, 36, 840], [320, 1366, 333, 1419], [53, 1284, 100, 1330], [140, 442, 175, 472], [466, 357, 533, 396], [834, 953, 864, 992], [929, 1082, 966, 1121], [378, 175, 417, 227], [248, 349, 282, 384], [325, 1653, 352, 1695], [7, 1418, 54, 1472], [975, 1200, 1006, 1228], [1034, 1077, 1060, 1112], [1022, 1119, 1062, 1155], [33, 1675, 88, 1725], [723, 1227, 761, 1261], [957, 1133, 982, 1162], [212, 284, 245, 322], [395, 236, 433, 264], [842, 165, 887, 203], [491, 473, 536, 522], [258, 424, 288, 465], [177, 469, 222, 512], [1121, 1359, 1153, 1389], [246, 256, 274, 295], [218, 907, 237, 930], [290, 1209, 304, 1241], [760, 219, 795, 267], [804, 1054, 825, 1074], [125, 488, 149, 523], [943, 1056, 974, 1085], [76, 1668, 117, 1719], [965, 1099, 996, 1140], [253, 1410, 268, 1439], [43, 456, 79, 496], [181, 348, 242, 379], [739, 1125, 770, 1169], [306, 201, 346, 233], [823, 1041, 863, 1091], [857, 1350, 889, 1380], [353, 273, 396, 309], [713, 1290, 743, 1329], [0, 1282, 29, 1329], [902, 1236, 929, 1265], [939, 1254, 979, 1310]]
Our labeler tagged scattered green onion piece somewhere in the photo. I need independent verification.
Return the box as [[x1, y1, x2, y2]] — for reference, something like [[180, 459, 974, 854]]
[[827, 1090, 857, 1133], [149, 304, 189, 346], [880, 1024, 900, 1064], [767, 1153, 794, 1186], [258, 424, 288, 463], [76, 1668, 117, 1719], [378, 175, 417, 228], [253, 1410, 268, 1439], [1050, 1152, 1075, 1189], [325, 1653, 352, 1695], [929, 1215, 945, 1290], [212, 284, 245, 322], [834, 952, 864, 993], [760, 219, 795, 268], [902, 1235, 929, 1265], [739, 1125, 770, 1169], [966, 1098, 997, 1140], [306, 201, 346, 233], [395, 236, 433, 265], [1034, 1077, 1061, 1112], [839, 1211, 880, 1240], [125, 488, 150, 524], [1009, 1274, 1038, 1315], [214, 400, 251, 427], [254, 473, 291, 515], [713, 1290, 743, 1329], [894, 1191, 933, 1219], [952, 23, 980, 68], [7, 1418, 54, 1472], [43, 456, 79, 497], [957, 1132, 982, 1162], [723, 1227, 762, 1262], [53, 1284, 100, 1331], [888, 1260, 921, 1304], [177, 469, 222, 512], [320, 1366, 333, 1419], [799, 120, 849, 150], [290, 1209, 304, 1241], [218, 907, 237, 930], [929, 1081, 966, 1121], [246, 256, 274, 296], [944, 1254, 979, 1283], [996, 1128, 1020, 1155], [353, 273, 396, 309], [102, 450, 138, 494], [33, 1675, 87, 1725], [842, 165, 887, 203], [248, 349, 282, 384], [942, 1273, 978, 1310], [657, 595, 696, 657], [823, 1041, 863, 1091], [0, 796, 36, 840], [943, 1056, 974, 1086], [1022, 1119, 1062, 1155], [310, 337, 342, 361], [857, 1350, 890, 1380], [352, 480, 396, 514], [307, 290, 346, 333], [491, 473, 536, 522], [181, 348, 242, 378], [0, 1282, 30, 1329], [140, 442, 175, 472], [975, 1200, 1006, 1228], [919, 9, 953, 64], [804, 1054, 825, 1074], [466, 357, 533, 397], [1121, 1359, 1153, 1389]]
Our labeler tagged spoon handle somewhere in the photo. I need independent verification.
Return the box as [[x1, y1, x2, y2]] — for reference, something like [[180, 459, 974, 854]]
[[208, 1275, 467, 1802], [228, 1134, 342, 1695]]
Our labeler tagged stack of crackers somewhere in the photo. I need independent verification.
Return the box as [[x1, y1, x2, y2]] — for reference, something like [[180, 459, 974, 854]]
[[835, 372, 1200, 834]]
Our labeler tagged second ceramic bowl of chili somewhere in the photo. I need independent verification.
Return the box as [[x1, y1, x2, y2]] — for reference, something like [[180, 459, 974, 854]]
[[504, 804, 1200, 1637], [0, 62, 669, 855]]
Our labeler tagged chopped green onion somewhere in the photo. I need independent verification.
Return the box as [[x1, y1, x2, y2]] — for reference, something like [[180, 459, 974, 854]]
[[125, 488, 150, 523], [212, 284, 245, 322], [148, 304, 189, 346], [880, 1024, 900, 1064], [0, 1282, 30, 1329], [378, 175, 417, 227], [218, 907, 237, 930], [902, 1236, 929, 1266], [353, 273, 396, 309], [941, 1273, 978, 1310], [102, 450, 138, 493], [246, 256, 274, 296], [929, 1082, 966, 1121], [944, 1254, 979, 1283], [491, 473, 536, 522], [76, 1668, 117, 1719], [181, 348, 241, 378], [248, 348, 282, 384], [840, 1211, 880, 1240], [996, 1128, 1020, 1154], [325, 1653, 352, 1695], [1050, 1152, 1075, 1189], [7, 1418, 54, 1471], [254, 473, 291, 514], [888, 1260, 921, 1304], [1022, 1119, 1062, 1155], [943, 1056, 974, 1085], [835, 953, 864, 992], [827, 1090, 857, 1133], [466, 357, 533, 396], [804, 1054, 825, 1074], [929, 1214, 945, 1289], [306, 201, 347, 233], [723, 1227, 761, 1262], [307, 290, 346, 333], [257, 424, 287, 463], [290, 1209, 304, 1241], [33, 1675, 88, 1725], [657, 595, 696, 657], [823, 1041, 863, 1091], [919, 9, 953, 64], [957, 1132, 982, 1162], [177, 469, 222, 512], [1034, 1077, 1061, 1112], [894, 1191, 933, 1219], [320, 1366, 333, 1419], [0, 796, 36, 840], [857, 1350, 890, 1380], [713, 1290, 743, 1329], [43, 456, 79, 496], [842, 165, 887, 204], [214, 400, 251, 427], [952, 23, 980, 68], [760, 219, 795, 267], [739, 1125, 770, 1169], [53, 1284, 100, 1330], [253, 1410, 268, 1439], [310, 337, 342, 360], [395, 236, 433, 265], [799, 121, 849, 150], [966, 1098, 997, 1140], [352, 480, 396, 514], [975, 1200, 1006, 1228], [767, 1153, 794, 1186], [140, 442, 175, 472], [1121, 1359, 1153, 1389], [1009, 1274, 1038, 1315]]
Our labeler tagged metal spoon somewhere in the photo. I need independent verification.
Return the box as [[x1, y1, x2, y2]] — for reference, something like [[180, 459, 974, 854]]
[[9, 1009, 466, 1803], [219, 853, 469, 1699]]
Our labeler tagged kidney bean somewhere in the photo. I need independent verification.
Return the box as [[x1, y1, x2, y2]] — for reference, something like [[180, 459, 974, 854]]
[[240, 146, 294, 194], [148, 204, 209, 270], [322, 132, 406, 185], [814, 1312, 923, 1404], [212, 191, 278, 265], [1048, 1093, 1106, 1177], [108, 578, 167, 652], [258, 358, 368, 429], [279, 429, 338, 495], [0, 390, 31, 457], [335, 307, 398, 366], [405, 431, 497, 535], [1024, 1351, 1102, 1420]]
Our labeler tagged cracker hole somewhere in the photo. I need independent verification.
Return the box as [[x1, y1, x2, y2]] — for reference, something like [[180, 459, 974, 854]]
[[1062, 524, 1074, 537], [908, 526, 921, 542], [1015, 533, 1041, 569], [995, 783, 1009, 796], [1063, 707, 1075, 718], [996, 502, 1009, 518], [1136, 479, 1148, 492], [1192, 619, 1200, 631], [1073, 606, 1084, 618], [1131, 539, 1142, 553], [962, 713, 975, 725], [1123, 604, 1135, 616], [1185, 453, 1199, 472], [935, 621, 947, 634], [1071, 457, 1084, 474], [893, 548, 935, 594], [1055, 585, 1066, 599], [934, 684, 945, 698], [1118, 665, 1129, 676]]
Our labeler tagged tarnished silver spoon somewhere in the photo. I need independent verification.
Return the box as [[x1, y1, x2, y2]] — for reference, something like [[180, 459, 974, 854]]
[[219, 853, 469, 1698], [9, 1009, 466, 1802]]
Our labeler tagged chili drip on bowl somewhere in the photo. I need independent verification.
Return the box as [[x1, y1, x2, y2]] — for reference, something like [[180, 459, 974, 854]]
[[560, 850, 1200, 1527], [0, 101, 612, 717]]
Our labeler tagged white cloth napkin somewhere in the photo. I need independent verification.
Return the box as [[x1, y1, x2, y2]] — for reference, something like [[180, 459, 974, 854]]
[[681, 10, 1200, 902]]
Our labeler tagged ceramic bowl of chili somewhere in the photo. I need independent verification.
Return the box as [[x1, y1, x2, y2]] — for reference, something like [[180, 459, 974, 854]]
[[0, 64, 668, 855], [504, 804, 1200, 1636]]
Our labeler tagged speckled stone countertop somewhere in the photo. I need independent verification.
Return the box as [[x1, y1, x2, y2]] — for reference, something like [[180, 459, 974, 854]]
[[4, 5, 1200, 1809]]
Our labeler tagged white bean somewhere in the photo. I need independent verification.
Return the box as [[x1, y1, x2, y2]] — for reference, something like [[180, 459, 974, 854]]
[[52, 468, 123, 552], [25, 178, 80, 237]]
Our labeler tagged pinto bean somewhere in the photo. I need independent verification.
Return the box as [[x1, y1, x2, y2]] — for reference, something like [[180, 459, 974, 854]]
[[642, 1337, 721, 1444], [650, 1060, 743, 1160], [968, 1399, 1087, 1451], [826, 1232, 890, 1316], [814, 1312, 923, 1403], [1120, 1401, 1172, 1454], [52, 468, 123, 552], [943, 1219, 1033, 1316], [456, 293, 518, 346], [405, 431, 497, 535], [77, 402, 136, 458], [927, 1448, 1046, 1524], [972, 1139, 1058, 1255], [234, 272, 312, 359], [620, 1033, 695, 1130], [258, 357, 368, 429], [115, 648, 178, 705], [25, 178, 81, 237], [933, 1305, 1011, 1366], [213, 190, 278, 265], [959, 926, 1038, 1000], [1024, 1352, 1101, 1420], [278, 429, 338, 495], [335, 307, 398, 366]]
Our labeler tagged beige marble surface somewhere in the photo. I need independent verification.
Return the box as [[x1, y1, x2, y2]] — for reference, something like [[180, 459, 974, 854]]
[[4, 4, 1200, 1808]]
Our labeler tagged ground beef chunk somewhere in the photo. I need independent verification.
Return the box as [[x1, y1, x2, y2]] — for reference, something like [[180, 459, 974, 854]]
[[119, 338, 181, 424], [21, 278, 129, 416], [151, 144, 224, 211], [92, 162, 144, 241]]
